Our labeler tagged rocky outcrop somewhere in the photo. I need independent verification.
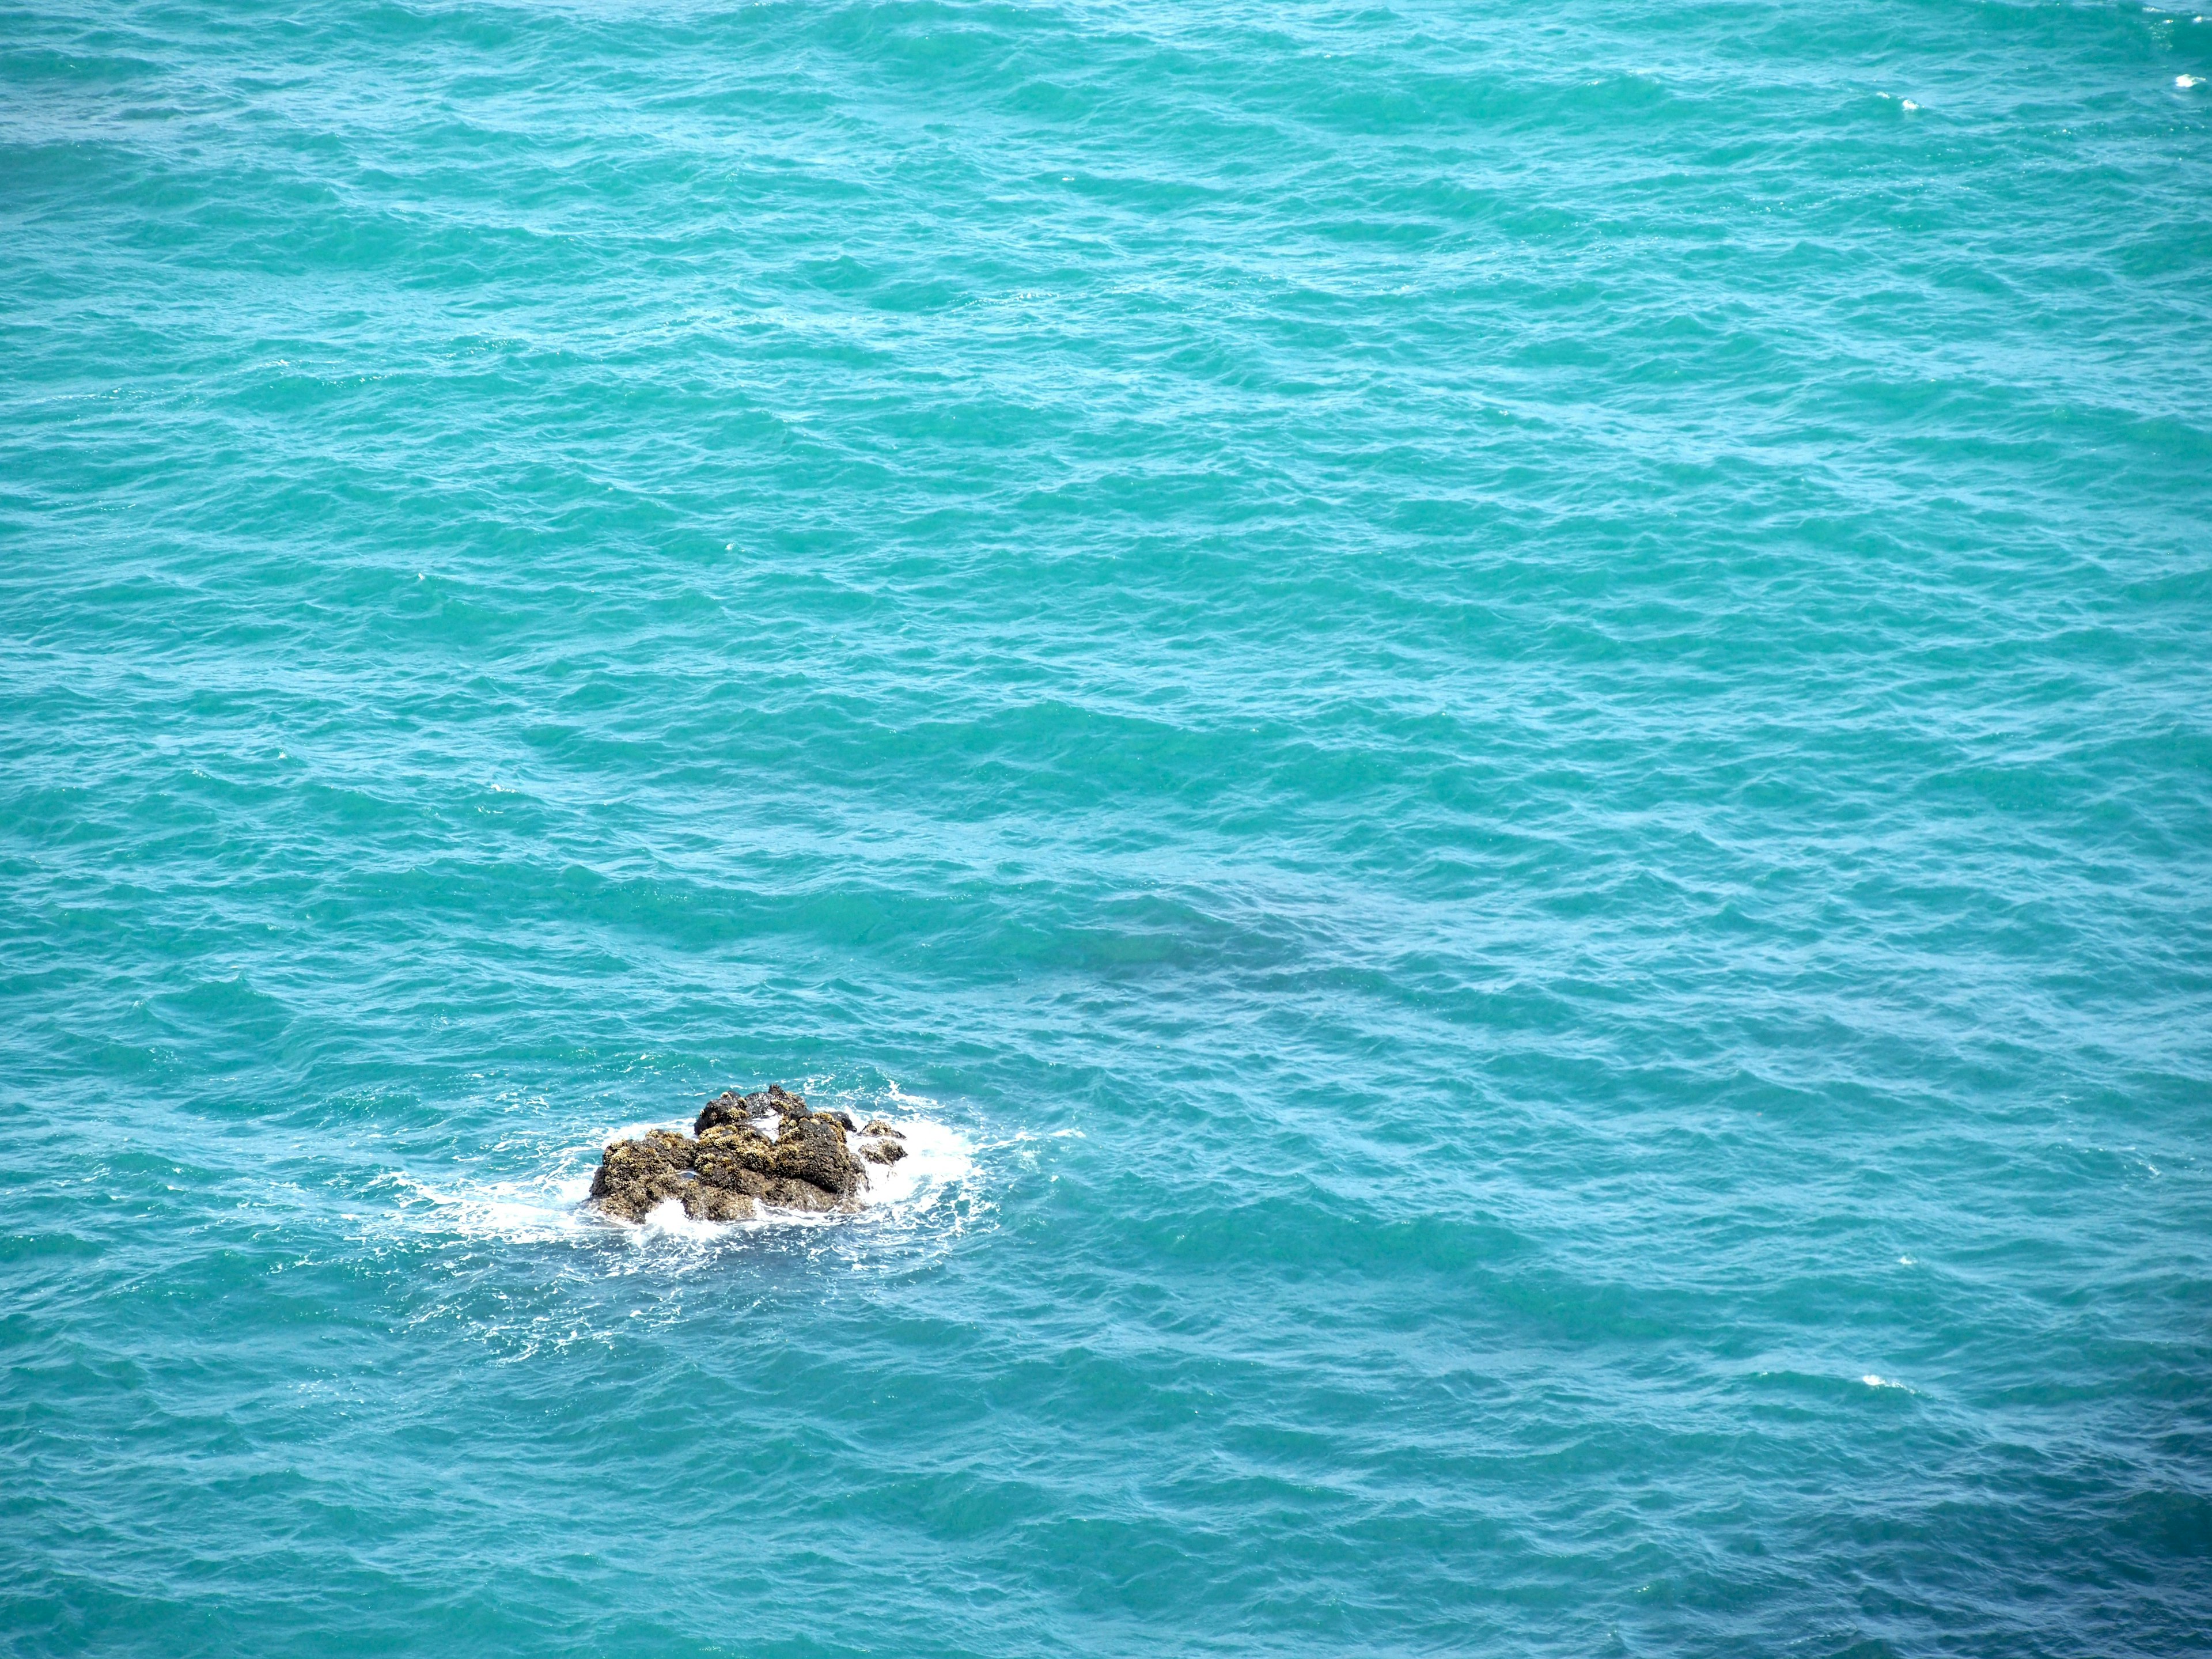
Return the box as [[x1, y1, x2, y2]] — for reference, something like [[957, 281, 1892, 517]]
[[590, 1086, 901, 1224]]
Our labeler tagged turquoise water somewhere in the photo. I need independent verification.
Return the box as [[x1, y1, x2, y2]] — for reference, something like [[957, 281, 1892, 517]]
[[5, 0, 2212, 1652]]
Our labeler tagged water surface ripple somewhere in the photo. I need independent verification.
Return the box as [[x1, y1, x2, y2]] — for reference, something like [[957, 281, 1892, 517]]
[[3, 1, 2210, 1654]]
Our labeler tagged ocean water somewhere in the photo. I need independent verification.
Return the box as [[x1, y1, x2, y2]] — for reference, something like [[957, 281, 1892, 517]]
[[5, 0, 2211, 1653]]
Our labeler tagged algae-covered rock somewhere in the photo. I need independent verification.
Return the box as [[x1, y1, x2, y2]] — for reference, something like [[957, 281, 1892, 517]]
[[680, 1181, 755, 1222], [694, 1090, 760, 1135], [593, 1087, 869, 1224], [589, 1128, 699, 1221], [768, 1112, 861, 1194]]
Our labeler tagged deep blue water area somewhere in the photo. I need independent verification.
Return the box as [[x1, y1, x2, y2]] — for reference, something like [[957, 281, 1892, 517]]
[[4, 0, 2211, 1653]]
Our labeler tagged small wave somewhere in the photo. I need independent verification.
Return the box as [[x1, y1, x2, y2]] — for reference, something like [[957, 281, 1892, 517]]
[[848, 1110, 974, 1213], [370, 1168, 598, 1246]]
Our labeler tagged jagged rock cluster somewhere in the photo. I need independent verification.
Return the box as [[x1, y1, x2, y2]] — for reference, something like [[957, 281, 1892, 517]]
[[590, 1084, 908, 1224]]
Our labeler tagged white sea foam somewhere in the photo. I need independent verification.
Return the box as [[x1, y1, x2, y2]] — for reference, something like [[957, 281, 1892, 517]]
[[637, 1195, 729, 1241], [2179, 74, 2203, 89], [372, 1167, 599, 1245], [854, 1111, 973, 1210]]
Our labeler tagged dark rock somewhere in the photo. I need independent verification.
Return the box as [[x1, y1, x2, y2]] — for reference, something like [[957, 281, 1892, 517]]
[[861, 1120, 903, 1139], [694, 1090, 764, 1135], [763, 1177, 843, 1212], [595, 1087, 866, 1224], [766, 1113, 861, 1195], [680, 1184, 755, 1222], [861, 1140, 906, 1165], [692, 1133, 774, 1199], [589, 1128, 698, 1221]]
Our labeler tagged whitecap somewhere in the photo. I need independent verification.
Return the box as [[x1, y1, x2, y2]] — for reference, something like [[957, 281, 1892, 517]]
[[850, 1110, 975, 1217], [637, 1195, 733, 1241]]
